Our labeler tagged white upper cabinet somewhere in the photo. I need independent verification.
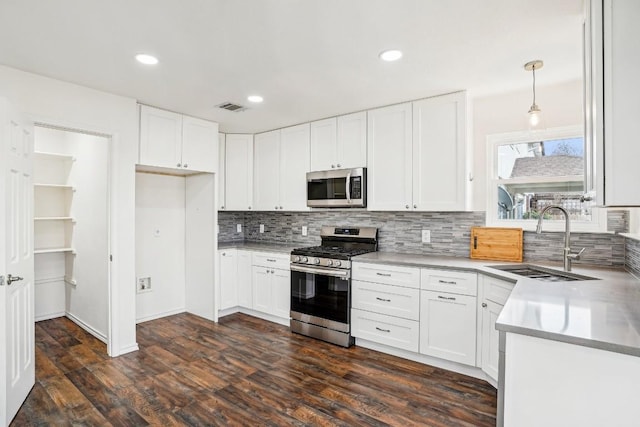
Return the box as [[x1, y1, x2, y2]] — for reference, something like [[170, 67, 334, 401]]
[[587, 0, 640, 206], [253, 129, 281, 210], [337, 111, 367, 169], [224, 134, 253, 210], [310, 112, 366, 171], [280, 123, 311, 210], [139, 105, 218, 173], [254, 124, 310, 211], [182, 115, 219, 173], [412, 92, 467, 211], [366, 93, 468, 212], [367, 102, 413, 211]]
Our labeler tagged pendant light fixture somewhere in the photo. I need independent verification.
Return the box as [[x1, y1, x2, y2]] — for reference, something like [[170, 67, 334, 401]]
[[524, 60, 544, 128]]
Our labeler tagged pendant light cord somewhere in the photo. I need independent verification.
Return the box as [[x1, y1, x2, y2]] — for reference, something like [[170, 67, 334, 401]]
[[532, 65, 536, 106]]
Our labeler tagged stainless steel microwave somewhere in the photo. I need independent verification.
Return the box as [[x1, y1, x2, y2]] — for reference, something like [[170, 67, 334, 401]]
[[307, 167, 366, 208]]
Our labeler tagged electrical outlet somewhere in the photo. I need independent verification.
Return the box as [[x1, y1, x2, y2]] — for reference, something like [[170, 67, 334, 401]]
[[259, 224, 265, 233], [302, 226, 308, 236], [421, 229, 431, 244], [236, 224, 242, 233], [137, 277, 151, 293]]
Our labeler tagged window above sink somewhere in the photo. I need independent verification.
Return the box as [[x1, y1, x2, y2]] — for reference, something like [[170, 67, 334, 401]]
[[487, 125, 607, 232]]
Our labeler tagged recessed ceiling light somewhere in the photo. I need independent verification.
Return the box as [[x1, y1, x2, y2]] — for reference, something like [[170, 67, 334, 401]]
[[379, 49, 403, 62], [135, 54, 159, 65], [247, 95, 264, 103]]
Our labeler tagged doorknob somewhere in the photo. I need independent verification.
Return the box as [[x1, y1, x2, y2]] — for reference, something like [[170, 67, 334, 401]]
[[6, 274, 23, 285]]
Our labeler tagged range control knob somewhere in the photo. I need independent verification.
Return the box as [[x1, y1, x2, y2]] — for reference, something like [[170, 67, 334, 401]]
[[334, 260, 342, 267], [313, 258, 320, 265], [302, 257, 308, 263], [293, 256, 301, 262], [327, 260, 333, 266]]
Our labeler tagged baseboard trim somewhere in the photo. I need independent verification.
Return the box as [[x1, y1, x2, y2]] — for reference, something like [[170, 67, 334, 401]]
[[35, 311, 66, 322], [136, 308, 186, 324], [113, 343, 139, 357], [65, 312, 108, 344], [355, 338, 495, 386]]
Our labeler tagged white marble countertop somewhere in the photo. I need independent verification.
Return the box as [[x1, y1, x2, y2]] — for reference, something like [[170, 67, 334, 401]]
[[353, 252, 640, 357]]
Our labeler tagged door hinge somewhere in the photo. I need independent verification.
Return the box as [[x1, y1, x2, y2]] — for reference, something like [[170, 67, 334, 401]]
[[109, 254, 113, 262]]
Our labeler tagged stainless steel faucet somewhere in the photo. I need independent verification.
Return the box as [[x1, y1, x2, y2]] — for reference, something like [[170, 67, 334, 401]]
[[535, 205, 586, 271]]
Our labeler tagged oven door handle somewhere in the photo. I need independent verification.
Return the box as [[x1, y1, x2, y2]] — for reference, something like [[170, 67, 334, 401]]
[[290, 264, 351, 279]]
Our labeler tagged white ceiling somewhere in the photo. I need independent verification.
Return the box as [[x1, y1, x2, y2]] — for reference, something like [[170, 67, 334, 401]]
[[0, 0, 584, 134]]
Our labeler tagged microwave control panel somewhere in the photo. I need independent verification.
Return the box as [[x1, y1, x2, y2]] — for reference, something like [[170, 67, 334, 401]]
[[350, 176, 362, 199]]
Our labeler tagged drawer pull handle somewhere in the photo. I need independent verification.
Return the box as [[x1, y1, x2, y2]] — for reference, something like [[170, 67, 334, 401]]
[[375, 327, 391, 333], [438, 280, 457, 285], [437, 295, 456, 301], [376, 272, 392, 277], [266, 259, 277, 262], [376, 297, 391, 302]]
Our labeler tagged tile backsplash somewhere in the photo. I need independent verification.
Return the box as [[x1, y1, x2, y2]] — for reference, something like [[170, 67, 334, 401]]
[[625, 238, 640, 277], [219, 210, 628, 267]]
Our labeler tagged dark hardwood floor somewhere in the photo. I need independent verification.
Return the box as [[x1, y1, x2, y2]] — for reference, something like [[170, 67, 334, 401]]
[[13, 313, 496, 426]]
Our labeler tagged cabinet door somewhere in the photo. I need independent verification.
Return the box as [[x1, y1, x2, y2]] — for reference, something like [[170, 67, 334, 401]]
[[337, 111, 367, 169], [253, 130, 280, 211], [279, 123, 310, 211], [225, 134, 253, 210], [218, 133, 226, 210], [481, 299, 503, 381], [139, 105, 182, 169], [271, 268, 291, 319], [600, 0, 640, 206], [310, 118, 337, 171], [237, 250, 253, 308], [219, 250, 237, 310], [181, 115, 218, 173], [412, 92, 467, 211], [252, 266, 271, 314], [367, 103, 413, 211], [419, 290, 477, 366]]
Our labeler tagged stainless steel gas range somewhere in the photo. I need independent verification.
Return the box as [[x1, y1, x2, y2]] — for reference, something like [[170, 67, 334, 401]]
[[289, 226, 378, 347]]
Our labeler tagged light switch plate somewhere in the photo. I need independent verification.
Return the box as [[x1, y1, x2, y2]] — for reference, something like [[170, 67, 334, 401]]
[[302, 226, 308, 236], [236, 224, 242, 233], [422, 229, 431, 243], [259, 224, 265, 233]]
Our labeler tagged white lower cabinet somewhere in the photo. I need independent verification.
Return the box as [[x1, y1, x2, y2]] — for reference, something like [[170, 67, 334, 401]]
[[479, 275, 515, 381], [351, 263, 421, 352], [351, 310, 419, 352], [219, 249, 238, 310], [419, 290, 477, 366], [236, 250, 253, 308], [251, 252, 290, 319]]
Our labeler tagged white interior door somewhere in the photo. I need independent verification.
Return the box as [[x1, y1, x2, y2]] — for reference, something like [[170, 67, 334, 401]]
[[0, 100, 35, 426]]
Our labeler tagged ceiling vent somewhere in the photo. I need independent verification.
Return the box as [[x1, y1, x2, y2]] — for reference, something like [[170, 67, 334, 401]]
[[216, 102, 247, 112]]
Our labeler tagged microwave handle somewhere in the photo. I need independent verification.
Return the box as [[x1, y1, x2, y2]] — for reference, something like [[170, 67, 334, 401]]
[[346, 171, 351, 204]]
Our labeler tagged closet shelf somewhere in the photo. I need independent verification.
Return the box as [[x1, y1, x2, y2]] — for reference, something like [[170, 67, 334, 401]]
[[34, 216, 75, 221], [34, 247, 76, 255], [33, 151, 75, 162], [34, 183, 75, 190]]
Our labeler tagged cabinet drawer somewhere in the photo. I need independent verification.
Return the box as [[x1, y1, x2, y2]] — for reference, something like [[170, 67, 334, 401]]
[[352, 262, 420, 288], [351, 309, 419, 352], [352, 280, 419, 321], [421, 268, 477, 296], [483, 275, 515, 306], [252, 252, 290, 270]]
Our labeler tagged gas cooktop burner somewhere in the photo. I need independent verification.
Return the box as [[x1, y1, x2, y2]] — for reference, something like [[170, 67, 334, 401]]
[[291, 245, 373, 260]]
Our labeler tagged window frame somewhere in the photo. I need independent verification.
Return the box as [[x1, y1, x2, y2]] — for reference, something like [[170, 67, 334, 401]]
[[486, 125, 608, 233]]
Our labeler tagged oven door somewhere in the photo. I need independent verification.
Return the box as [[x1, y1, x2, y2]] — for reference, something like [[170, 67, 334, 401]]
[[290, 264, 351, 328]]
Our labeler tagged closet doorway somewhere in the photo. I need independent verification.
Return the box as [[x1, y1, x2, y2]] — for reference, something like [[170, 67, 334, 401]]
[[33, 125, 111, 348]]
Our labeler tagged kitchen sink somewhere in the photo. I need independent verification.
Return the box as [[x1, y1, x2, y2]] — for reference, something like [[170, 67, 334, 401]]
[[488, 264, 599, 282]]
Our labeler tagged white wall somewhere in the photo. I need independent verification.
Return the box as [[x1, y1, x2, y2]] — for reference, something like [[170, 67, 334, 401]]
[[135, 172, 186, 322], [470, 79, 583, 210], [34, 127, 109, 339], [0, 65, 138, 356]]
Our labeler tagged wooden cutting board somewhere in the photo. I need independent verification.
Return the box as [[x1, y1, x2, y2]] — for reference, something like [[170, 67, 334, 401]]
[[470, 227, 523, 262]]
